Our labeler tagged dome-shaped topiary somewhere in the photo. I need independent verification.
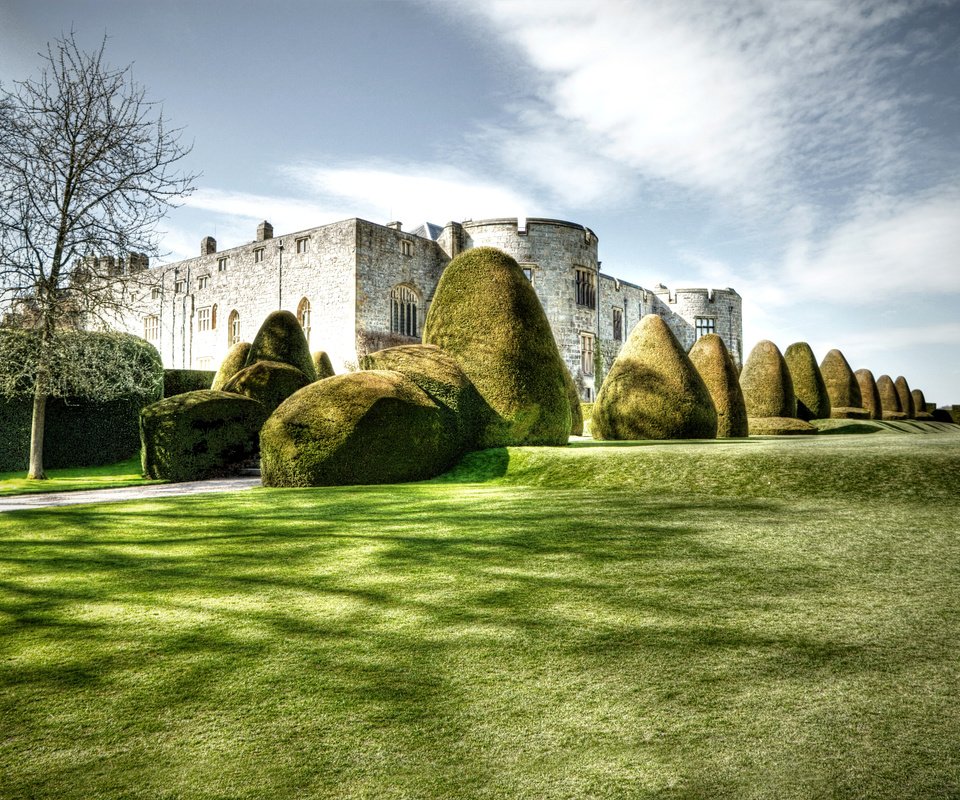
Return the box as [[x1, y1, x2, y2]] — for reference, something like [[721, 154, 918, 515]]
[[360, 343, 486, 449], [854, 368, 882, 420], [592, 315, 717, 440], [876, 375, 906, 420], [313, 350, 335, 379], [740, 340, 816, 435], [783, 342, 831, 421], [912, 388, 933, 420], [688, 333, 747, 438], [895, 376, 916, 419], [221, 360, 311, 417], [561, 362, 584, 437], [211, 342, 251, 391], [820, 349, 867, 419], [422, 247, 570, 446], [245, 310, 318, 382], [260, 370, 459, 486]]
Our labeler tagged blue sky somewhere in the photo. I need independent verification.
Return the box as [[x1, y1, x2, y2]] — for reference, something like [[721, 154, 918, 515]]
[[3, 0, 959, 404]]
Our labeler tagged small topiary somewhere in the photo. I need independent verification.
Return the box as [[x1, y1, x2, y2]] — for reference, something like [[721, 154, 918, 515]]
[[313, 350, 335, 379], [140, 390, 267, 482], [592, 315, 717, 440], [740, 340, 816, 435], [245, 310, 318, 382], [895, 376, 916, 419], [688, 333, 747, 438], [820, 349, 867, 418], [164, 369, 217, 398], [211, 342, 252, 390], [561, 362, 584, 437], [854, 368, 882, 420], [221, 360, 311, 417], [260, 370, 458, 486], [422, 247, 570, 446], [876, 375, 906, 420], [912, 388, 933, 420], [783, 342, 831, 421]]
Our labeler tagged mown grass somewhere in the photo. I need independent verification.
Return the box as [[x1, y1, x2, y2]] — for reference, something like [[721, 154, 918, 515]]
[[0, 456, 160, 497], [1, 434, 960, 798]]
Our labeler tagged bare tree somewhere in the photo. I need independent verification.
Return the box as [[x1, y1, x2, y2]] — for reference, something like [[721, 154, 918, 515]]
[[0, 32, 197, 478]]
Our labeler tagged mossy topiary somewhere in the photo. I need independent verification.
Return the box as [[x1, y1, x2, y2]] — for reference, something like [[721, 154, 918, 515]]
[[740, 340, 816, 435], [912, 388, 934, 420], [221, 360, 311, 416], [854, 368, 882, 420], [211, 342, 251, 391], [360, 343, 487, 449], [876, 374, 906, 420], [260, 370, 459, 486], [313, 350, 335, 379], [140, 390, 267, 482], [561, 363, 584, 436], [245, 310, 317, 382], [820, 349, 867, 418], [688, 334, 747, 438], [748, 417, 820, 436], [895, 376, 916, 419], [592, 315, 717, 440], [783, 342, 831, 421], [422, 247, 570, 446]]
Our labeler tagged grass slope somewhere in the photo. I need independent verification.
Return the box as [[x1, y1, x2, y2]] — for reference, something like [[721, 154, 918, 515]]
[[0, 457, 160, 497], [2, 435, 960, 799]]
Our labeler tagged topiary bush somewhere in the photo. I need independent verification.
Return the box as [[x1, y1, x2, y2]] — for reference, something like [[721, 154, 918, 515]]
[[876, 375, 906, 420], [245, 310, 317, 382], [688, 333, 747, 438], [561, 363, 584, 437], [422, 247, 570, 447], [912, 388, 933, 420], [895, 376, 916, 419], [783, 342, 831, 421], [740, 340, 815, 435], [260, 370, 459, 487], [221, 360, 311, 418], [855, 369, 882, 420], [820, 349, 867, 419], [211, 342, 252, 391], [164, 369, 217, 398], [140, 390, 267, 482], [592, 315, 717, 440], [313, 351, 335, 379]]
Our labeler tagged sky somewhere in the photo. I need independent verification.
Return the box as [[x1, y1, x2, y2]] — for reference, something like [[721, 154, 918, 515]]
[[2, 0, 959, 404]]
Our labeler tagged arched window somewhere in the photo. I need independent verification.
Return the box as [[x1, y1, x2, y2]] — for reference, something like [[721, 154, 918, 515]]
[[390, 285, 419, 338], [228, 309, 240, 346], [297, 297, 311, 344], [211, 304, 218, 330]]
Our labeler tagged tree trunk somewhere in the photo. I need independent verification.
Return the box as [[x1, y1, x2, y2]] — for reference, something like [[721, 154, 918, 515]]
[[27, 390, 47, 480]]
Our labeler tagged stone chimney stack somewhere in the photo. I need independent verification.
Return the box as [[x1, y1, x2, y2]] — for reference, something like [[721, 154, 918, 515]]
[[386, 221, 403, 231], [257, 221, 274, 241], [201, 236, 217, 256]]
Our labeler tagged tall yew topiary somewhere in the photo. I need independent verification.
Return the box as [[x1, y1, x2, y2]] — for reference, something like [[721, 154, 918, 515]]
[[820, 349, 868, 419], [592, 315, 717, 440], [912, 388, 932, 419], [245, 310, 317, 382], [211, 342, 251, 390], [740, 340, 815, 435], [313, 351, 335, 379], [688, 333, 747, 438], [784, 342, 831, 421], [876, 374, 905, 420], [854, 368, 882, 420], [895, 376, 916, 419]]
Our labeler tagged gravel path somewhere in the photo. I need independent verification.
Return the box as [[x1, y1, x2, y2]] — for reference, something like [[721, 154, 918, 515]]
[[0, 476, 262, 513]]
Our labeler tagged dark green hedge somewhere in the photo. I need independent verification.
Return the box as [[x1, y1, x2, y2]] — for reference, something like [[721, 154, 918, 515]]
[[163, 369, 216, 397]]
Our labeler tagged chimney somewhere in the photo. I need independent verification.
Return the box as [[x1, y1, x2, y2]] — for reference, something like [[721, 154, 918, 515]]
[[257, 221, 274, 241], [201, 236, 217, 256], [386, 221, 403, 231]]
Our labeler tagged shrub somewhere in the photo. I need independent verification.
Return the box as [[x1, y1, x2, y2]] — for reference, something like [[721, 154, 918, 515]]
[[260, 370, 458, 487], [0, 398, 33, 472], [876, 375, 906, 420], [245, 310, 318, 382], [313, 351, 335, 379], [688, 334, 747, 437], [423, 247, 570, 446], [820, 349, 866, 418], [783, 342, 831, 420], [933, 408, 957, 423], [740, 340, 815, 435], [221, 361, 312, 417], [561, 363, 584, 436], [592, 315, 717, 440], [855, 369, 882, 420], [748, 417, 821, 436], [164, 369, 217, 397], [140, 390, 267, 482], [895, 376, 916, 419], [211, 342, 252, 391], [912, 388, 933, 420]]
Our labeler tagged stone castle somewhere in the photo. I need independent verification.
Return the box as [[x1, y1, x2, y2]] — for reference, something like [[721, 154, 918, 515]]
[[123, 216, 743, 400]]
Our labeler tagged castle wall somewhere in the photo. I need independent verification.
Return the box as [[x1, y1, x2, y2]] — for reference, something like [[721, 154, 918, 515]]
[[651, 287, 743, 367]]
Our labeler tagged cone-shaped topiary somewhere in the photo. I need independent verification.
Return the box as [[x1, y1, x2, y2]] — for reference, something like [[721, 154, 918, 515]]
[[211, 342, 251, 391], [876, 375, 906, 420], [140, 390, 267, 482], [854, 368, 882, 420], [260, 370, 459, 486], [592, 315, 717, 440], [895, 376, 916, 419], [313, 350, 335, 379], [784, 342, 831, 421], [688, 333, 747, 438], [912, 388, 933, 420], [740, 340, 816, 435], [820, 349, 867, 419], [422, 247, 570, 446], [360, 343, 486, 450], [221, 360, 311, 417], [561, 362, 584, 436], [245, 310, 318, 382]]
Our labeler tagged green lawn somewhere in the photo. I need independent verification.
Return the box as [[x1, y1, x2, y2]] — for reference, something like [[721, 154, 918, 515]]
[[0, 456, 160, 497], [2, 434, 959, 798]]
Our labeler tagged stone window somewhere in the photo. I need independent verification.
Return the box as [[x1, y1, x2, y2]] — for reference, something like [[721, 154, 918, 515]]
[[211, 304, 217, 330], [520, 263, 535, 283], [217, 257, 227, 272], [174, 279, 185, 293], [575, 268, 596, 309], [391, 285, 419, 338], [254, 247, 264, 263], [297, 297, 311, 344], [400, 239, 413, 257], [151, 286, 161, 300], [196, 356, 214, 370], [613, 308, 623, 341], [580, 332, 595, 376], [228, 310, 241, 346], [197, 275, 209, 290], [197, 307, 212, 332], [296, 237, 309, 254], [144, 315, 159, 342], [695, 317, 716, 339]]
